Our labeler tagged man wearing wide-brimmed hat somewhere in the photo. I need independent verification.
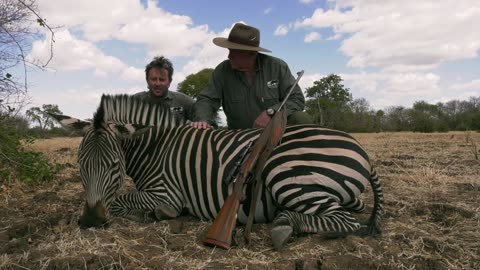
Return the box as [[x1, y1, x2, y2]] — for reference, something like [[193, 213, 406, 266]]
[[192, 22, 312, 130]]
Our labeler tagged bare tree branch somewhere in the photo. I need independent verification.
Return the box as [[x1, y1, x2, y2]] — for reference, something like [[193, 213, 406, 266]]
[[17, 0, 55, 67], [0, 23, 28, 91], [1, 0, 55, 115]]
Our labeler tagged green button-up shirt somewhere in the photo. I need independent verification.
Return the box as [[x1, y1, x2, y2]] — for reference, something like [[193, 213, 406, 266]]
[[134, 90, 195, 121], [194, 53, 305, 129]]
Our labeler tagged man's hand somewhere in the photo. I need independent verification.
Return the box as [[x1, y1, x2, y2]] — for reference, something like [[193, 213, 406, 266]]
[[253, 111, 271, 128], [191, 121, 213, 129]]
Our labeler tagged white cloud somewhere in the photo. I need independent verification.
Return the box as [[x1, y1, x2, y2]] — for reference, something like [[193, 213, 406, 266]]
[[326, 33, 342, 40], [274, 24, 290, 36], [298, 73, 325, 96], [28, 29, 143, 81], [449, 79, 480, 91], [37, 0, 145, 41], [29, 0, 218, 84], [299, 0, 315, 4], [293, 0, 480, 71], [300, 70, 446, 110], [29, 30, 122, 71], [36, 0, 213, 59], [114, 3, 211, 58], [121, 66, 144, 82], [174, 26, 233, 89], [342, 71, 442, 109], [304, 32, 321, 43], [294, 8, 350, 29], [264, 7, 273, 14]]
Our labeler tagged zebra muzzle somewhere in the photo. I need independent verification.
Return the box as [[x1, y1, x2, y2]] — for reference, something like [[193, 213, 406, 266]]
[[78, 201, 108, 229]]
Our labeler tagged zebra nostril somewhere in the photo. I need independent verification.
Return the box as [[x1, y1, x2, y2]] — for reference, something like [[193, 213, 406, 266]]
[[78, 215, 107, 229], [78, 202, 108, 229]]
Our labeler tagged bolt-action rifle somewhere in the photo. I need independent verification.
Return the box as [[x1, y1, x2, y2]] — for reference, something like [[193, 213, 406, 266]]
[[203, 71, 304, 249]]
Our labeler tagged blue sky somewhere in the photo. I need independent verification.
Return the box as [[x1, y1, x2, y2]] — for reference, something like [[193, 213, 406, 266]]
[[19, 0, 480, 119]]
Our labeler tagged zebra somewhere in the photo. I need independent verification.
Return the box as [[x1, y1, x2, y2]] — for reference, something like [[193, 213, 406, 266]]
[[53, 94, 384, 250]]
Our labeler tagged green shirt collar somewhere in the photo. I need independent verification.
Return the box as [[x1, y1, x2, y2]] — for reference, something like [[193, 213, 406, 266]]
[[148, 89, 172, 100]]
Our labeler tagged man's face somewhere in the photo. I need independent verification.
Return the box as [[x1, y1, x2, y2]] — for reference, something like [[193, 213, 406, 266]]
[[228, 49, 256, 71], [147, 67, 170, 97]]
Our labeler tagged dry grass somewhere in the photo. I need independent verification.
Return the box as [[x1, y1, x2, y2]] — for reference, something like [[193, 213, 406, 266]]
[[1, 131, 479, 269], [465, 131, 479, 160]]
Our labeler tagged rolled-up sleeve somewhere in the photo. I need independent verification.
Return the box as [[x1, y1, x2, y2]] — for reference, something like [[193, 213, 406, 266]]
[[193, 70, 222, 125]]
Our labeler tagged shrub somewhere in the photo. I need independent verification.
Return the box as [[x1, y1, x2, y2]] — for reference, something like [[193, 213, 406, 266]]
[[0, 116, 57, 184]]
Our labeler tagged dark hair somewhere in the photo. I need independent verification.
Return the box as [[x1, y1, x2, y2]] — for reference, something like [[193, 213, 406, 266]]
[[145, 56, 174, 82]]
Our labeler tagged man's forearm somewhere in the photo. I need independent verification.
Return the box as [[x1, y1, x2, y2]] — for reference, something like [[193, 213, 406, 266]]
[[193, 96, 220, 123]]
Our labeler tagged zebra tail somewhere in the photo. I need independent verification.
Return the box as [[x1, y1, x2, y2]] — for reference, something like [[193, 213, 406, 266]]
[[364, 166, 384, 236]]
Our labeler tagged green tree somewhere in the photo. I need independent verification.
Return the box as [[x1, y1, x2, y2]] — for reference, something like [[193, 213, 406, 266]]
[[26, 104, 62, 129], [455, 97, 480, 130], [177, 68, 213, 98], [438, 100, 459, 130], [373, 110, 385, 132], [305, 74, 352, 128], [408, 101, 451, 132], [347, 98, 376, 132], [383, 106, 410, 131]]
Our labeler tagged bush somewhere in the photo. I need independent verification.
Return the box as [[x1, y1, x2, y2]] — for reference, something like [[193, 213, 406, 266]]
[[0, 116, 57, 184]]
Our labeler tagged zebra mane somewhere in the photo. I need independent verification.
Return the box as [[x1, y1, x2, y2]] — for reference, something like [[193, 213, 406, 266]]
[[93, 94, 183, 129]]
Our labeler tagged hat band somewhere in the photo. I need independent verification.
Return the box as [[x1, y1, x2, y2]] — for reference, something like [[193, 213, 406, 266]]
[[228, 35, 259, 47]]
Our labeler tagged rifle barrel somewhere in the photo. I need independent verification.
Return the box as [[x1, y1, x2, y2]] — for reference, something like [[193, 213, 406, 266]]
[[277, 70, 304, 112]]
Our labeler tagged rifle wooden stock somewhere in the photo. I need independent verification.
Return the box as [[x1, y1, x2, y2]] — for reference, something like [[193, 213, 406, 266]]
[[203, 139, 264, 249], [203, 169, 252, 249], [203, 191, 241, 249]]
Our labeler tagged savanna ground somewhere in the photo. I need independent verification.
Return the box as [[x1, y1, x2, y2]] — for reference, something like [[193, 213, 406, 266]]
[[1, 131, 479, 270]]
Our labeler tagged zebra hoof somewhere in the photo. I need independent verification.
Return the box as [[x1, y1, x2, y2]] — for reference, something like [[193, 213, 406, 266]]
[[154, 204, 178, 220], [270, 225, 293, 251], [354, 225, 380, 237]]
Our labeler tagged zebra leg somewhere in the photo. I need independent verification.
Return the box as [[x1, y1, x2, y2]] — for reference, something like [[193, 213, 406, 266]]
[[270, 205, 361, 250], [110, 191, 180, 223]]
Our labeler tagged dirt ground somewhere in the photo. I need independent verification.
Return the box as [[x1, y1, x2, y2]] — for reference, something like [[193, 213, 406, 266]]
[[1, 131, 479, 270]]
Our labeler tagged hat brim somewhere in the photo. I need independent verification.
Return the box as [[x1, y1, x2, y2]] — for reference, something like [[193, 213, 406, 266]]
[[213, 37, 271, 53]]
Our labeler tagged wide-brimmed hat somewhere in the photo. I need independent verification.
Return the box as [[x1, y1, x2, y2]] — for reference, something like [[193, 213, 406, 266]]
[[213, 23, 272, 53]]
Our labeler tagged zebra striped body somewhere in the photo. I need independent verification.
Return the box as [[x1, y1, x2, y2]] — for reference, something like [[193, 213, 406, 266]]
[[54, 94, 384, 249]]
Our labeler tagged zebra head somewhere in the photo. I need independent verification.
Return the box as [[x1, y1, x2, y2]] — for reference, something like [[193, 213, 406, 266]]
[[76, 112, 127, 228], [52, 113, 128, 228], [52, 94, 184, 228], [51, 95, 164, 228]]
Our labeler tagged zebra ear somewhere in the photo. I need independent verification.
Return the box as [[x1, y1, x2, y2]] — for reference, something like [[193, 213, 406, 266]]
[[50, 114, 92, 132], [112, 124, 152, 139]]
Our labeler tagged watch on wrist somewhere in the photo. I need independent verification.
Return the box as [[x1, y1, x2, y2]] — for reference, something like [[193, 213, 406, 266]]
[[266, 108, 275, 116]]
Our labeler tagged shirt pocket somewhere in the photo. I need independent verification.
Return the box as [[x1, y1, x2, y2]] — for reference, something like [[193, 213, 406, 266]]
[[223, 79, 243, 103], [223, 87, 244, 115], [170, 106, 186, 120], [262, 83, 280, 108]]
